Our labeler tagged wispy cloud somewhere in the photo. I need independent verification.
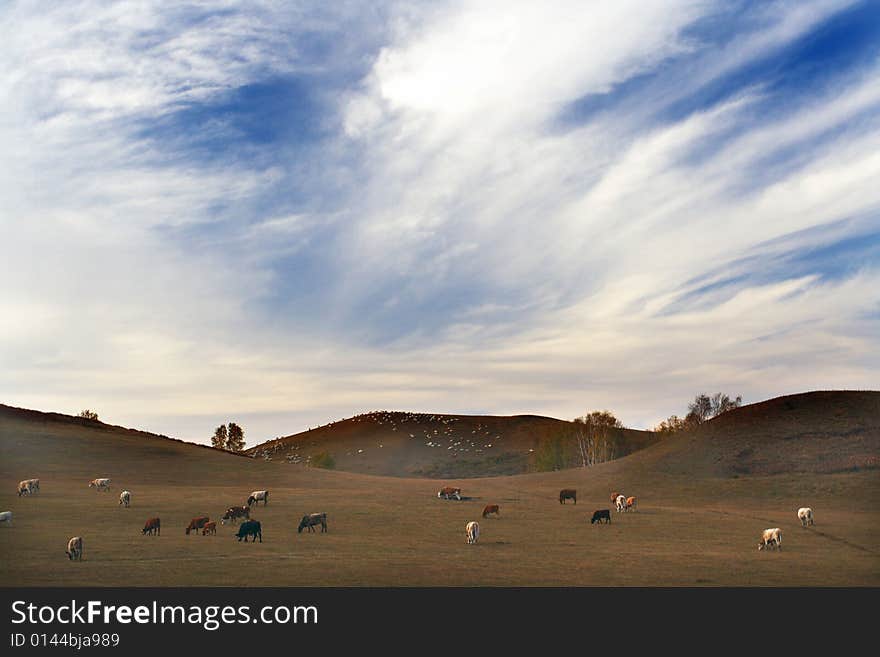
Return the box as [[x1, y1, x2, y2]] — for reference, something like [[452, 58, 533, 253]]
[[1, 0, 877, 442]]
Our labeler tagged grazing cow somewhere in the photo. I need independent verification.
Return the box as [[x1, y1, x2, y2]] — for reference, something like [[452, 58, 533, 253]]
[[482, 504, 501, 518], [186, 516, 210, 535], [247, 490, 269, 507], [236, 520, 262, 543], [221, 505, 250, 525], [437, 487, 461, 500], [66, 536, 83, 561], [797, 507, 814, 527], [88, 478, 111, 492], [466, 521, 480, 544], [17, 478, 40, 496], [142, 517, 160, 536], [626, 496, 637, 512], [559, 489, 577, 504], [615, 495, 627, 512], [202, 521, 217, 536], [298, 512, 328, 534], [0, 511, 12, 525], [758, 528, 783, 551], [591, 509, 611, 524], [119, 490, 131, 507]]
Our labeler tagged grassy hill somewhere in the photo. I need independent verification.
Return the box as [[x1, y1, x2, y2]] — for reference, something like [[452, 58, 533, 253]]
[[246, 410, 659, 477], [1, 392, 878, 586], [624, 390, 880, 478]]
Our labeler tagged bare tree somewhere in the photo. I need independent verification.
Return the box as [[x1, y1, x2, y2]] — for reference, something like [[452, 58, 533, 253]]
[[78, 409, 99, 421]]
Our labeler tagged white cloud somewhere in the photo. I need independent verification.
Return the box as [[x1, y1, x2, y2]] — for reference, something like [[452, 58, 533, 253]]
[[1, 1, 877, 443]]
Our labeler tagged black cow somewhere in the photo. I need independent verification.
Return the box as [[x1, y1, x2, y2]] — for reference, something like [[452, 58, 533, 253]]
[[297, 512, 328, 534], [236, 520, 262, 543], [559, 489, 577, 504], [591, 509, 611, 524]]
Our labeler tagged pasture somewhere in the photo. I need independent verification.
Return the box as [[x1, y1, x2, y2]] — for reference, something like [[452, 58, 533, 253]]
[[1, 399, 878, 586], [1, 472, 878, 586]]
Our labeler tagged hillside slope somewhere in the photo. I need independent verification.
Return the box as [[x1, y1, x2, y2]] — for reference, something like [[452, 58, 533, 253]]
[[1, 394, 878, 586], [247, 410, 659, 478], [619, 390, 880, 478]]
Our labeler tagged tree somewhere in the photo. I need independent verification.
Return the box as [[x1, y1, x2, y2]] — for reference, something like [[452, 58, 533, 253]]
[[226, 422, 246, 452], [687, 394, 713, 425], [78, 409, 99, 421], [656, 392, 743, 435], [211, 424, 228, 450], [653, 414, 688, 435], [572, 410, 624, 467], [710, 393, 742, 417], [533, 435, 567, 472]]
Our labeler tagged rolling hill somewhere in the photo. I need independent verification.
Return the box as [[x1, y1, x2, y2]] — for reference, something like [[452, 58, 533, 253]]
[[245, 410, 660, 477], [1, 391, 878, 586], [622, 390, 880, 478]]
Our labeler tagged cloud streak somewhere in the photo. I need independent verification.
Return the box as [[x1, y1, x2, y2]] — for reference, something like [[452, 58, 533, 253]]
[[1, 0, 877, 442]]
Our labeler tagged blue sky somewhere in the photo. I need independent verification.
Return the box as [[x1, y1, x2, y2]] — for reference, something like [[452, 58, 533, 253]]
[[1, 0, 878, 444]]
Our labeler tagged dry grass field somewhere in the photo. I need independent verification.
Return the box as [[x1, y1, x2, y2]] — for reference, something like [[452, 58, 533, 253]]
[[1, 392, 878, 586]]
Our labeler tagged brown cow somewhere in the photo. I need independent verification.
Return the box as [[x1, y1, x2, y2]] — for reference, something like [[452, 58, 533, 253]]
[[202, 521, 217, 535], [437, 486, 461, 500], [626, 496, 637, 511], [611, 492, 622, 503], [186, 516, 210, 535], [142, 517, 160, 535], [482, 504, 500, 518], [559, 489, 577, 504]]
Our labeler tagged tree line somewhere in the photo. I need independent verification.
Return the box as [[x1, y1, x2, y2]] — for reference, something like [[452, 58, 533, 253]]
[[532, 392, 742, 472], [652, 392, 742, 435]]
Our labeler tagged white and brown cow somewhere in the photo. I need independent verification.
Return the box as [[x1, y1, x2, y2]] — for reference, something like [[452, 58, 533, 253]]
[[119, 490, 131, 507], [466, 521, 480, 544], [797, 507, 814, 527], [66, 536, 83, 561], [438, 486, 462, 501], [89, 478, 111, 492], [247, 490, 269, 507], [758, 527, 782, 551]]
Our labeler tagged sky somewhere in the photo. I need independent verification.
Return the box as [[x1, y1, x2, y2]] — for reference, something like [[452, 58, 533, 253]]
[[1, 0, 878, 446]]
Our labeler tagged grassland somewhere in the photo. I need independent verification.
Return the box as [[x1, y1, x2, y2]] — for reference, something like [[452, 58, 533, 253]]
[[1, 392, 878, 586]]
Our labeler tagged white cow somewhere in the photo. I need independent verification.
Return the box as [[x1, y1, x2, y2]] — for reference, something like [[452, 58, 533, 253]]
[[88, 478, 111, 491], [119, 490, 131, 507], [466, 521, 480, 545], [797, 507, 814, 527], [758, 527, 782, 551], [66, 536, 83, 561], [615, 494, 627, 513], [17, 480, 34, 496], [0, 511, 12, 525], [247, 490, 269, 507]]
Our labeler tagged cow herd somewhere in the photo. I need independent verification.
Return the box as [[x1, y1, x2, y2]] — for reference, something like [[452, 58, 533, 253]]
[[437, 484, 814, 551], [6, 480, 327, 560], [5, 475, 818, 562]]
